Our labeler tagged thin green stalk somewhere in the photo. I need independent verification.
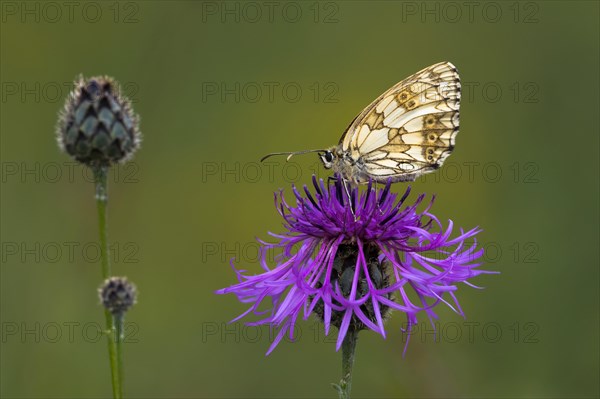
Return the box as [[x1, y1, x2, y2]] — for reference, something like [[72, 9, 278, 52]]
[[94, 166, 122, 399], [115, 312, 125, 394], [334, 328, 359, 399], [104, 310, 120, 398]]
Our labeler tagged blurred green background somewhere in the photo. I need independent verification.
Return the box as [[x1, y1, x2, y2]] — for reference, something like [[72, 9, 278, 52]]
[[1, 1, 598, 398]]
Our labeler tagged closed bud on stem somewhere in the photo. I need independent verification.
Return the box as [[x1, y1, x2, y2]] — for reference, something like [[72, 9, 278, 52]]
[[57, 75, 141, 167], [99, 276, 138, 316]]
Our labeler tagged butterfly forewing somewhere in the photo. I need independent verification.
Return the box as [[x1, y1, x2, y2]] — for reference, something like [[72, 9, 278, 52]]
[[340, 62, 460, 182]]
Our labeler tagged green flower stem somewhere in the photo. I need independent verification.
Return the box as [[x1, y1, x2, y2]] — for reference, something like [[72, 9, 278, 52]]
[[94, 166, 110, 279], [336, 328, 359, 399], [104, 311, 120, 398], [115, 312, 125, 395], [93, 166, 122, 399]]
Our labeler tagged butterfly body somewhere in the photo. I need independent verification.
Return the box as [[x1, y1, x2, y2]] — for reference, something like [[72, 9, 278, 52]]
[[321, 145, 421, 185], [263, 62, 461, 185]]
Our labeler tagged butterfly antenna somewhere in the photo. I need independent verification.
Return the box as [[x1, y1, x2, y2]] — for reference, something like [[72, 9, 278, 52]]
[[260, 149, 326, 163]]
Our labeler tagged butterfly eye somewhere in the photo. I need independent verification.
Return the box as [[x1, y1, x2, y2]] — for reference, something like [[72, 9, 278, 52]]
[[325, 152, 334, 163]]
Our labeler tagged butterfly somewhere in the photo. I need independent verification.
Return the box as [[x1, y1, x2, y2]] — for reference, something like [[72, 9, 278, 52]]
[[261, 62, 460, 186]]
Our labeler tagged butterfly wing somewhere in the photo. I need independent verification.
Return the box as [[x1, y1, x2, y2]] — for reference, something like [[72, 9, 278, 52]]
[[340, 62, 460, 182]]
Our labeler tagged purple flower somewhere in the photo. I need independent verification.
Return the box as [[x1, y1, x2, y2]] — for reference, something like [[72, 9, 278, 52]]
[[216, 176, 494, 355]]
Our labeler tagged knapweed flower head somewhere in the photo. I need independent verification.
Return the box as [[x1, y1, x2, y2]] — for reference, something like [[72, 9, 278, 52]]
[[217, 176, 493, 354], [57, 75, 141, 167]]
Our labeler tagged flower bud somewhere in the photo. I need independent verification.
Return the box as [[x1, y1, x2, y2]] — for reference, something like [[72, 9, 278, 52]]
[[57, 76, 140, 167], [99, 276, 137, 315]]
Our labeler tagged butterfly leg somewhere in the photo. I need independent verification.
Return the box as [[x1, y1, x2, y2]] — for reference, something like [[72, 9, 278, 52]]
[[368, 179, 385, 215], [328, 175, 357, 219], [372, 180, 385, 215], [343, 179, 358, 220], [327, 175, 335, 192]]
